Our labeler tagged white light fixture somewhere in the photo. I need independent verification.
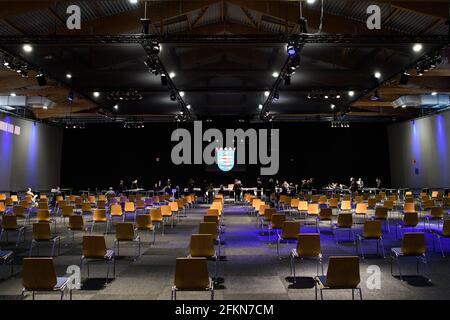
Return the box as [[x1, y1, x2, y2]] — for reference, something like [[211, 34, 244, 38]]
[[401, 104, 407, 108], [374, 71, 381, 79], [413, 43, 423, 53], [43, 106, 48, 110], [169, 72, 176, 78], [179, 91, 185, 97], [129, 0, 138, 3], [307, 0, 316, 3], [93, 92, 100, 98], [22, 44, 33, 53], [113, 104, 119, 111], [272, 72, 279, 78], [264, 91, 270, 97], [348, 90, 355, 97], [10, 92, 16, 97], [431, 91, 438, 96], [336, 95, 341, 99], [186, 104, 191, 110], [258, 104, 263, 110], [324, 95, 329, 99], [331, 104, 335, 109], [66, 73, 72, 79]]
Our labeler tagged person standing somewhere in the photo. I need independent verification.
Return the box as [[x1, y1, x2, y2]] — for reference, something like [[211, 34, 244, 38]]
[[234, 179, 242, 202]]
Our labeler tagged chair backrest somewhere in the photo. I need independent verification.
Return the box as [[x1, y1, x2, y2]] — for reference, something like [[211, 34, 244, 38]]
[[169, 201, 178, 212], [401, 232, 425, 256], [319, 208, 332, 220], [355, 203, 367, 215], [430, 206, 444, 218], [318, 196, 328, 205], [1, 214, 17, 230], [13, 205, 25, 216], [174, 257, 209, 290], [206, 209, 220, 217], [405, 197, 414, 203], [290, 198, 300, 208], [97, 200, 106, 209], [22, 258, 57, 290], [0, 193, 5, 201], [328, 198, 338, 208], [68, 215, 84, 230], [150, 208, 163, 222], [57, 200, 66, 209], [116, 222, 134, 241], [259, 204, 269, 216], [383, 200, 393, 210], [423, 199, 435, 209], [135, 214, 152, 230], [38, 202, 48, 210], [204, 215, 218, 224], [198, 222, 218, 240], [296, 233, 320, 257], [32, 223, 52, 241], [298, 201, 308, 211], [354, 196, 363, 203], [340, 200, 351, 211], [11, 195, 18, 202], [82, 235, 107, 258], [442, 220, 450, 237], [325, 256, 360, 288], [374, 207, 388, 219], [189, 234, 215, 258], [5, 198, 13, 206], [98, 195, 106, 201], [61, 205, 74, 218], [307, 203, 319, 215], [402, 212, 418, 227], [37, 209, 50, 222], [88, 195, 96, 204], [264, 208, 276, 221], [124, 202, 135, 212], [271, 214, 286, 229], [93, 209, 107, 222], [0, 202, 5, 213], [160, 205, 172, 216], [281, 221, 300, 240], [337, 213, 353, 228], [363, 220, 382, 239], [443, 197, 450, 206], [404, 202, 415, 213], [81, 202, 92, 212], [110, 204, 123, 216]]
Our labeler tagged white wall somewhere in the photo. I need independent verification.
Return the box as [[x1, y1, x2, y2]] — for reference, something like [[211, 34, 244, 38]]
[[388, 109, 450, 188]]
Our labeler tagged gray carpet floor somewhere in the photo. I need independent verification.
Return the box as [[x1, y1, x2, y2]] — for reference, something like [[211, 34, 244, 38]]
[[0, 204, 449, 300]]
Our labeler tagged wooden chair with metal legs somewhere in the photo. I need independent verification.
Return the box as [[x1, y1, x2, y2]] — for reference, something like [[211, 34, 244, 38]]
[[424, 206, 444, 231], [403, 202, 416, 214], [391, 232, 427, 281], [151, 208, 164, 235], [135, 214, 156, 244], [168, 201, 180, 223], [80, 235, 115, 284], [13, 205, 30, 224], [114, 222, 141, 261], [91, 209, 110, 234], [269, 214, 286, 243], [189, 234, 219, 279], [297, 201, 308, 219], [367, 198, 377, 210], [0, 214, 26, 246], [0, 202, 6, 216], [0, 245, 13, 278], [60, 205, 74, 226], [257, 204, 270, 228], [290, 233, 323, 283], [37, 208, 57, 233], [110, 204, 124, 224], [306, 203, 319, 227], [67, 215, 87, 242], [318, 208, 333, 233], [124, 202, 136, 221], [171, 257, 214, 300], [396, 212, 419, 239], [277, 221, 301, 259], [21, 258, 72, 300], [432, 219, 450, 257], [29, 223, 60, 257], [315, 256, 362, 300], [328, 198, 339, 211], [260, 208, 275, 239], [355, 203, 368, 223], [373, 207, 390, 232], [333, 213, 355, 244], [161, 205, 175, 229], [356, 220, 385, 259], [340, 200, 352, 213], [81, 202, 93, 217], [199, 222, 222, 258]]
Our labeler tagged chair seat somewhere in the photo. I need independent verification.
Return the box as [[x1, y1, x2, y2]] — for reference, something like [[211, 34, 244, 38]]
[[358, 235, 381, 240], [316, 275, 357, 289], [0, 250, 13, 260], [3, 226, 25, 232], [291, 248, 321, 259]]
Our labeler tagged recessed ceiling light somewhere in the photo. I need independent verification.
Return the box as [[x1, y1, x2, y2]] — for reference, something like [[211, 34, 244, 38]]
[[66, 73, 72, 79], [113, 104, 119, 111], [272, 72, 279, 78], [431, 92, 437, 96], [401, 104, 407, 108], [307, 0, 316, 3], [10, 92, 16, 97], [324, 95, 329, 99], [331, 104, 335, 109], [258, 104, 263, 110], [348, 91, 355, 97], [179, 91, 185, 97], [336, 95, 341, 99], [413, 43, 423, 53], [22, 44, 33, 53], [43, 106, 48, 110], [186, 104, 191, 109], [374, 71, 382, 79], [169, 72, 176, 78], [93, 92, 100, 98], [129, 0, 138, 3], [264, 91, 270, 97]]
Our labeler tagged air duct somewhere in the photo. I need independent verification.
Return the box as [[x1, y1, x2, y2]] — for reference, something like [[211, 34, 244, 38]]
[[393, 94, 450, 109]]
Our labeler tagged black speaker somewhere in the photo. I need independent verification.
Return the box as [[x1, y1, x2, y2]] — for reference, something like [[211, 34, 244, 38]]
[[36, 74, 47, 86], [399, 72, 410, 85], [161, 74, 168, 86]]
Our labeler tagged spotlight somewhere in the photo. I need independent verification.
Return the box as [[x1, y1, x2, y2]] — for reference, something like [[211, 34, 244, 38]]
[[93, 91, 100, 98], [413, 43, 423, 52], [129, 0, 138, 4], [331, 104, 335, 110], [22, 44, 33, 53], [374, 71, 381, 79], [186, 104, 191, 110], [113, 104, 119, 111], [272, 72, 279, 78], [179, 91, 185, 97], [170, 92, 176, 101], [3, 60, 9, 67], [10, 92, 16, 97], [66, 73, 72, 79], [169, 72, 176, 78], [401, 104, 407, 108], [307, 0, 316, 3], [43, 106, 48, 110], [284, 75, 291, 86], [36, 73, 47, 86], [399, 70, 410, 85], [287, 42, 297, 56], [431, 92, 438, 96], [336, 94, 341, 99], [371, 90, 380, 101], [258, 104, 263, 110], [150, 41, 160, 54], [264, 91, 270, 97]]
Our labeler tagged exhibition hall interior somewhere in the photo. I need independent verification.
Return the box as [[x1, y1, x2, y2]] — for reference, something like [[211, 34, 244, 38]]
[[0, 0, 450, 301]]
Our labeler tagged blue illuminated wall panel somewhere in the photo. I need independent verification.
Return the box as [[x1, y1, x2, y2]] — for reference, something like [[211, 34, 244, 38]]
[[388, 109, 450, 188]]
